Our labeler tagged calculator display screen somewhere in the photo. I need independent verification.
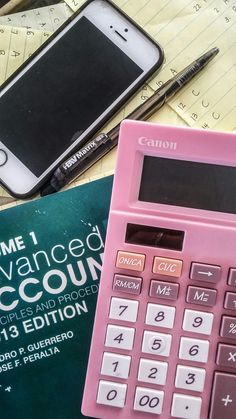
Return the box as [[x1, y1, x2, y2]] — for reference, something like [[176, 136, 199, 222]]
[[139, 156, 236, 214]]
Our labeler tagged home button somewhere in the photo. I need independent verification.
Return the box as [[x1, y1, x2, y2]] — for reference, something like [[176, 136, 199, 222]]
[[0, 149, 8, 166]]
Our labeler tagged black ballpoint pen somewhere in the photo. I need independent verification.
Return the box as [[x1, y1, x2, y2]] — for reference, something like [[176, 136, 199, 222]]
[[41, 47, 219, 196]]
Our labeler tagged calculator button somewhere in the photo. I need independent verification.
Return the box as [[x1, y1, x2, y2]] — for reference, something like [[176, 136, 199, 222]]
[[113, 274, 142, 295], [134, 386, 164, 415], [150, 280, 179, 300], [175, 365, 206, 392], [109, 297, 139, 323], [182, 309, 213, 335], [142, 331, 172, 357], [138, 358, 168, 385], [116, 251, 145, 272], [224, 292, 236, 310], [171, 393, 202, 419], [145, 303, 175, 329], [96, 380, 127, 408], [216, 344, 236, 369], [179, 337, 209, 363], [105, 324, 135, 350], [153, 256, 182, 278], [220, 316, 236, 340], [186, 286, 217, 307], [228, 268, 236, 286], [101, 352, 131, 379], [209, 372, 236, 419], [190, 262, 221, 283]]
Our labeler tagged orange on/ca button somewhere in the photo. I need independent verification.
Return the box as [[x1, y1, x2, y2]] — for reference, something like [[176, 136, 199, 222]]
[[116, 251, 145, 272], [153, 256, 183, 278]]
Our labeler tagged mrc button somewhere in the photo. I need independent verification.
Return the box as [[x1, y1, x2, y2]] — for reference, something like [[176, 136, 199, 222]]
[[190, 262, 221, 283], [153, 256, 182, 278]]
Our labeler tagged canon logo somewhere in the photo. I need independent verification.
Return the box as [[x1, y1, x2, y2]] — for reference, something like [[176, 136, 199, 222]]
[[138, 136, 177, 150]]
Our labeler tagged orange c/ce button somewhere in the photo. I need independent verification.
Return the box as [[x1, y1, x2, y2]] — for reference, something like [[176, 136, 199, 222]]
[[116, 251, 145, 272], [153, 256, 183, 278]]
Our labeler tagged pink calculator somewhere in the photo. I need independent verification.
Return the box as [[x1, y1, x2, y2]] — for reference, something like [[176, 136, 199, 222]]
[[82, 120, 236, 419]]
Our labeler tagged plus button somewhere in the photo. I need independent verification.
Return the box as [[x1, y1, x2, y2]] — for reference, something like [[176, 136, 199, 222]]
[[222, 395, 233, 407]]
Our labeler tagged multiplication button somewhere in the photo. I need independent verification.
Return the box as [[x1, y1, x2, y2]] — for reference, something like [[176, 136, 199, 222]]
[[216, 344, 236, 369], [97, 380, 127, 408]]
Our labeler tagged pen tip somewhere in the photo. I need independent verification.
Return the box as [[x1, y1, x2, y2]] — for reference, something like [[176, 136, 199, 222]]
[[198, 46, 220, 66], [40, 183, 56, 197]]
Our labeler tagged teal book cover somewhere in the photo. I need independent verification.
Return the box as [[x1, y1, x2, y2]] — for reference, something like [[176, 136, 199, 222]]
[[0, 175, 113, 419]]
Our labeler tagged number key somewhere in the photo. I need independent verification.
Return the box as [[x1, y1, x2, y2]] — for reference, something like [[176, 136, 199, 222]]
[[134, 386, 164, 415], [97, 380, 127, 408], [138, 358, 168, 385], [101, 352, 131, 379], [109, 297, 139, 322], [145, 303, 175, 328], [175, 365, 206, 392], [182, 309, 213, 335], [179, 337, 209, 363], [105, 324, 135, 350], [142, 331, 172, 357]]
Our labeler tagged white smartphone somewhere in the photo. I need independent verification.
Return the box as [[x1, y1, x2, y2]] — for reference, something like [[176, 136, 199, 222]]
[[0, 0, 163, 198]]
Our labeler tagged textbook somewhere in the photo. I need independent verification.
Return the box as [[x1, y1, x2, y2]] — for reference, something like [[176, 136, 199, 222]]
[[0, 175, 113, 419]]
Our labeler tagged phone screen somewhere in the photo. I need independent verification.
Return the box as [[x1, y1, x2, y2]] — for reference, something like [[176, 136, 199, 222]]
[[0, 17, 142, 177]]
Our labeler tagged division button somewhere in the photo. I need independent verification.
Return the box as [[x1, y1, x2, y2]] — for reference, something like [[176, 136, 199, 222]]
[[171, 393, 202, 419], [116, 251, 145, 272], [209, 372, 236, 419], [186, 286, 217, 307], [150, 280, 179, 300], [216, 344, 236, 369], [224, 292, 236, 310], [96, 380, 127, 408], [190, 262, 221, 283], [153, 256, 182, 278], [113, 274, 142, 295]]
